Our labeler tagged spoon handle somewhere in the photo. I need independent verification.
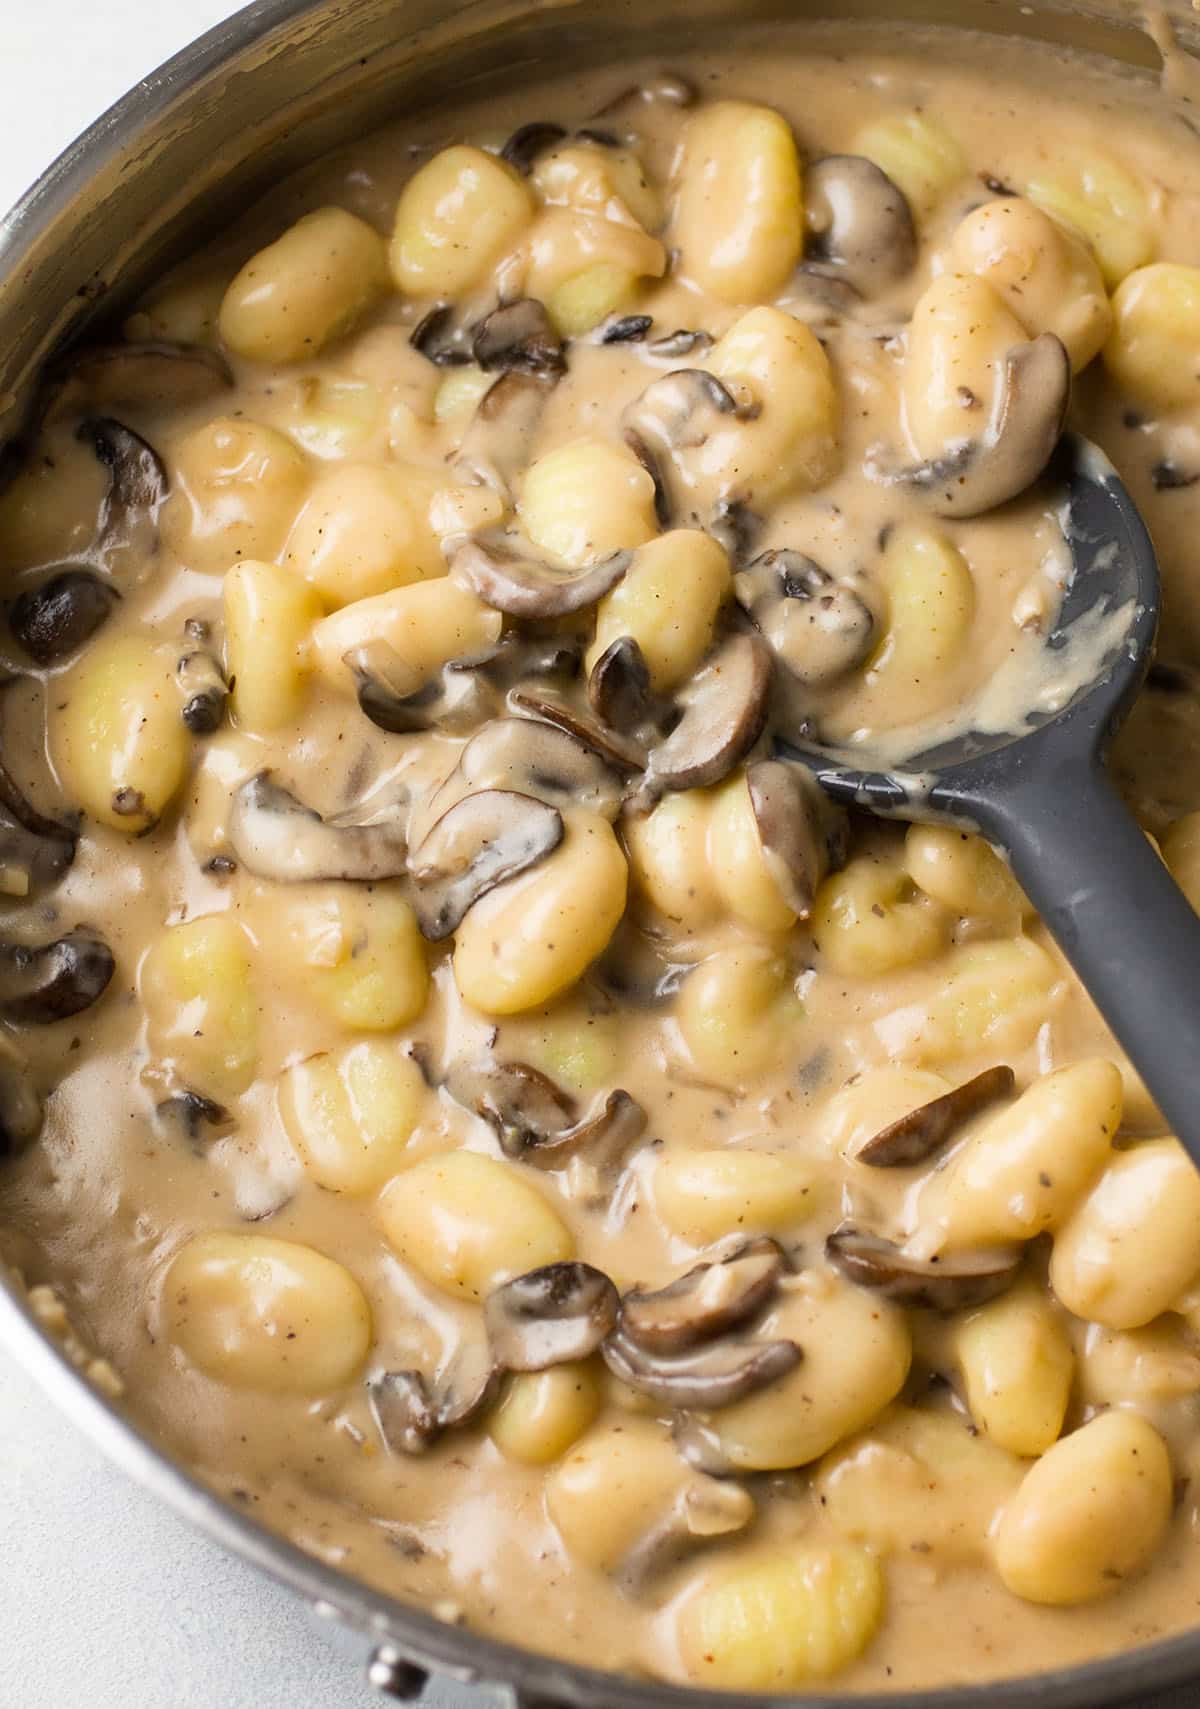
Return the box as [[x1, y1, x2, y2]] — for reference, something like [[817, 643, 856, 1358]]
[[968, 761, 1200, 1160]]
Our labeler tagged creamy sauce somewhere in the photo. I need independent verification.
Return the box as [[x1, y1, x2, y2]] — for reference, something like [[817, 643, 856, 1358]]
[[3, 21, 1200, 1696]]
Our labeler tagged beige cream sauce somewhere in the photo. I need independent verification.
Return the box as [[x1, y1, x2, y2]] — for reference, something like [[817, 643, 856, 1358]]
[[5, 19, 1200, 1694]]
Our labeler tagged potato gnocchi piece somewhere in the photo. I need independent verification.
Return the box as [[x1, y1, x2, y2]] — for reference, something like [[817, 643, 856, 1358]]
[[161, 416, 310, 574], [278, 1041, 427, 1194], [707, 771, 800, 934], [141, 913, 258, 1101], [675, 944, 801, 1085], [880, 936, 1058, 1065], [276, 886, 429, 1033], [1078, 1319, 1200, 1410], [674, 1543, 884, 1689], [587, 530, 731, 695], [816, 1404, 1022, 1563], [224, 559, 323, 733], [524, 207, 666, 313], [1104, 263, 1200, 413], [219, 207, 390, 363], [707, 306, 839, 502], [624, 789, 722, 929], [651, 1147, 823, 1246], [705, 1269, 911, 1470], [310, 577, 502, 696], [453, 811, 627, 1015], [489, 1360, 604, 1465], [992, 1411, 1173, 1605], [519, 437, 658, 568], [918, 1057, 1121, 1252], [903, 274, 1029, 463], [1026, 151, 1155, 288], [1050, 1138, 1200, 1330], [853, 110, 965, 214], [164, 1232, 371, 1393], [284, 464, 453, 607], [813, 853, 950, 978], [863, 526, 976, 720], [391, 145, 534, 297], [379, 1150, 573, 1299], [905, 823, 1027, 923], [53, 631, 191, 833], [532, 140, 661, 232], [671, 100, 804, 304], [954, 1284, 1074, 1457], [949, 197, 1111, 373]]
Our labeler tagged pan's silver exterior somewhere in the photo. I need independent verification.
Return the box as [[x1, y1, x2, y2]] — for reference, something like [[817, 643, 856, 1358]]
[[2, 3, 1200, 1703]]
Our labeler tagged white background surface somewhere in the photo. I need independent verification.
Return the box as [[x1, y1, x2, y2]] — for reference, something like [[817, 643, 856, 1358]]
[[0, 5, 472, 1706]]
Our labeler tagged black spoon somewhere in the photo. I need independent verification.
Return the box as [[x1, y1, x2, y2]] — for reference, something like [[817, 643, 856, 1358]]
[[786, 433, 1200, 1156]]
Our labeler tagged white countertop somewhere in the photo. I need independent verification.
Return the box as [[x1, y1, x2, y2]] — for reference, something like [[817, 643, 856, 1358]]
[[0, 7, 472, 1706]]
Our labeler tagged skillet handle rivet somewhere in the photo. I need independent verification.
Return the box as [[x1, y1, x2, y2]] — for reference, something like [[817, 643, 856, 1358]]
[[367, 1645, 427, 1700]]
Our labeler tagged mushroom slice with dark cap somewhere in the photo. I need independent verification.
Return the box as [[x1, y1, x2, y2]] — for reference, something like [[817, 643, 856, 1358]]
[[77, 416, 167, 526], [345, 641, 491, 737], [9, 569, 120, 666], [630, 632, 771, 812], [454, 372, 557, 497], [518, 1088, 647, 1173], [472, 299, 565, 378], [154, 1090, 233, 1147], [0, 929, 114, 1024], [508, 684, 647, 771], [501, 120, 569, 173], [423, 716, 623, 828], [602, 1325, 801, 1409], [49, 340, 233, 414], [825, 1224, 1023, 1311], [804, 155, 916, 296], [369, 1338, 500, 1457], [486, 1261, 620, 1370], [227, 772, 407, 883], [878, 333, 1071, 519], [445, 1058, 579, 1152], [450, 534, 631, 620], [600, 314, 653, 345], [734, 551, 875, 686], [620, 1238, 787, 1355], [0, 735, 77, 895], [176, 651, 229, 735], [409, 303, 471, 367], [855, 1064, 1017, 1168], [587, 636, 656, 737], [407, 789, 564, 940], [623, 368, 758, 462], [745, 759, 849, 921]]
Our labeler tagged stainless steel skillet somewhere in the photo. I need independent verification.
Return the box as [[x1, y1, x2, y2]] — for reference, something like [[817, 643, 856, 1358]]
[[3, 3, 1200, 1706]]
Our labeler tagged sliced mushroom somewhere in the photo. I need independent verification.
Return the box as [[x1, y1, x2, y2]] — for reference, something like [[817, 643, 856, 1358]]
[[50, 340, 233, 413], [734, 551, 875, 686], [623, 369, 757, 465], [369, 1340, 499, 1457], [345, 640, 491, 736], [600, 314, 653, 345], [408, 789, 564, 939], [176, 651, 229, 734], [804, 155, 916, 296], [450, 534, 631, 619], [0, 929, 114, 1023], [590, 921, 687, 1008], [154, 1090, 232, 1145], [485, 1262, 620, 1370], [78, 416, 167, 526], [9, 569, 120, 666], [0, 745, 78, 895], [856, 1064, 1017, 1168], [227, 772, 407, 883], [508, 684, 647, 771], [618, 1475, 754, 1596], [518, 1088, 647, 1173], [472, 299, 565, 378], [602, 1325, 801, 1409], [825, 1224, 1023, 1311], [587, 636, 655, 737], [501, 120, 568, 173], [409, 303, 471, 367], [881, 334, 1071, 519], [631, 632, 771, 811], [423, 715, 623, 828], [646, 330, 713, 361], [620, 1238, 786, 1355], [445, 1058, 578, 1151], [745, 759, 848, 921], [454, 372, 561, 497]]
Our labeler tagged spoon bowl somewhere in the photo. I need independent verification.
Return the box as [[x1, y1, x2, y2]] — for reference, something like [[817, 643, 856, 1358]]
[[786, 433, 1200, 1157]]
